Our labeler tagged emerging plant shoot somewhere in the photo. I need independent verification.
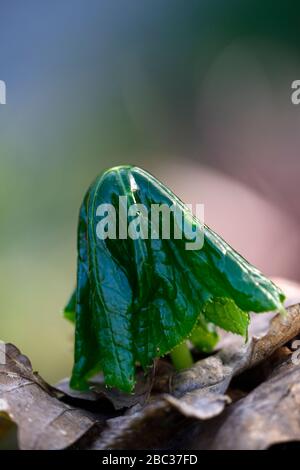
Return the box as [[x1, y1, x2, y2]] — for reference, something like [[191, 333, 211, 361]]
[[64, 166, 285, 393]]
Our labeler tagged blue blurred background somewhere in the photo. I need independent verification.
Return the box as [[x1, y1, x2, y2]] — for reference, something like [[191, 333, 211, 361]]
[[1, 0, 300, 383]]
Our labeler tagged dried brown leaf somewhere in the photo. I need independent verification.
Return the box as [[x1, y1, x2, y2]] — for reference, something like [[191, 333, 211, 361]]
[[87, 391, 229, 450], [56, 367, 156, 410], [172, 303, 300, 397], [163, 392, 230, 420], [0, 344, 102, 450], [190, 357, 300, 449]]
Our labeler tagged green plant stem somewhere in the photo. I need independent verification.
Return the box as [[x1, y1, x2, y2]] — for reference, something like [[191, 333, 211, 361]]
[[170, 341, 194, 370]]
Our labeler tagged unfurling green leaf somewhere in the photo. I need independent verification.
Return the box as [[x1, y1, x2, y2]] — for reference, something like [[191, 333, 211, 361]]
[[203, 298, 250, 338], [65, 165, 285, 392]]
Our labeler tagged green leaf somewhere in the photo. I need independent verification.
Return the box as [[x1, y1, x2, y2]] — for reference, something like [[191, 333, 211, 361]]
[[65, 165, 285, 392], [203, 297, 250, 337], [190, 314, 219, 353], [63, 289, 76, 323]]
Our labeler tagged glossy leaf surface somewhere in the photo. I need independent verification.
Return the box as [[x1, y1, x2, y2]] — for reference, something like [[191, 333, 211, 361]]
[[66, 166, 285, 392]]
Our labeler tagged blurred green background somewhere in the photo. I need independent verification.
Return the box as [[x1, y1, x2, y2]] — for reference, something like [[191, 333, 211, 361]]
[[1, 0, 300, 383]]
